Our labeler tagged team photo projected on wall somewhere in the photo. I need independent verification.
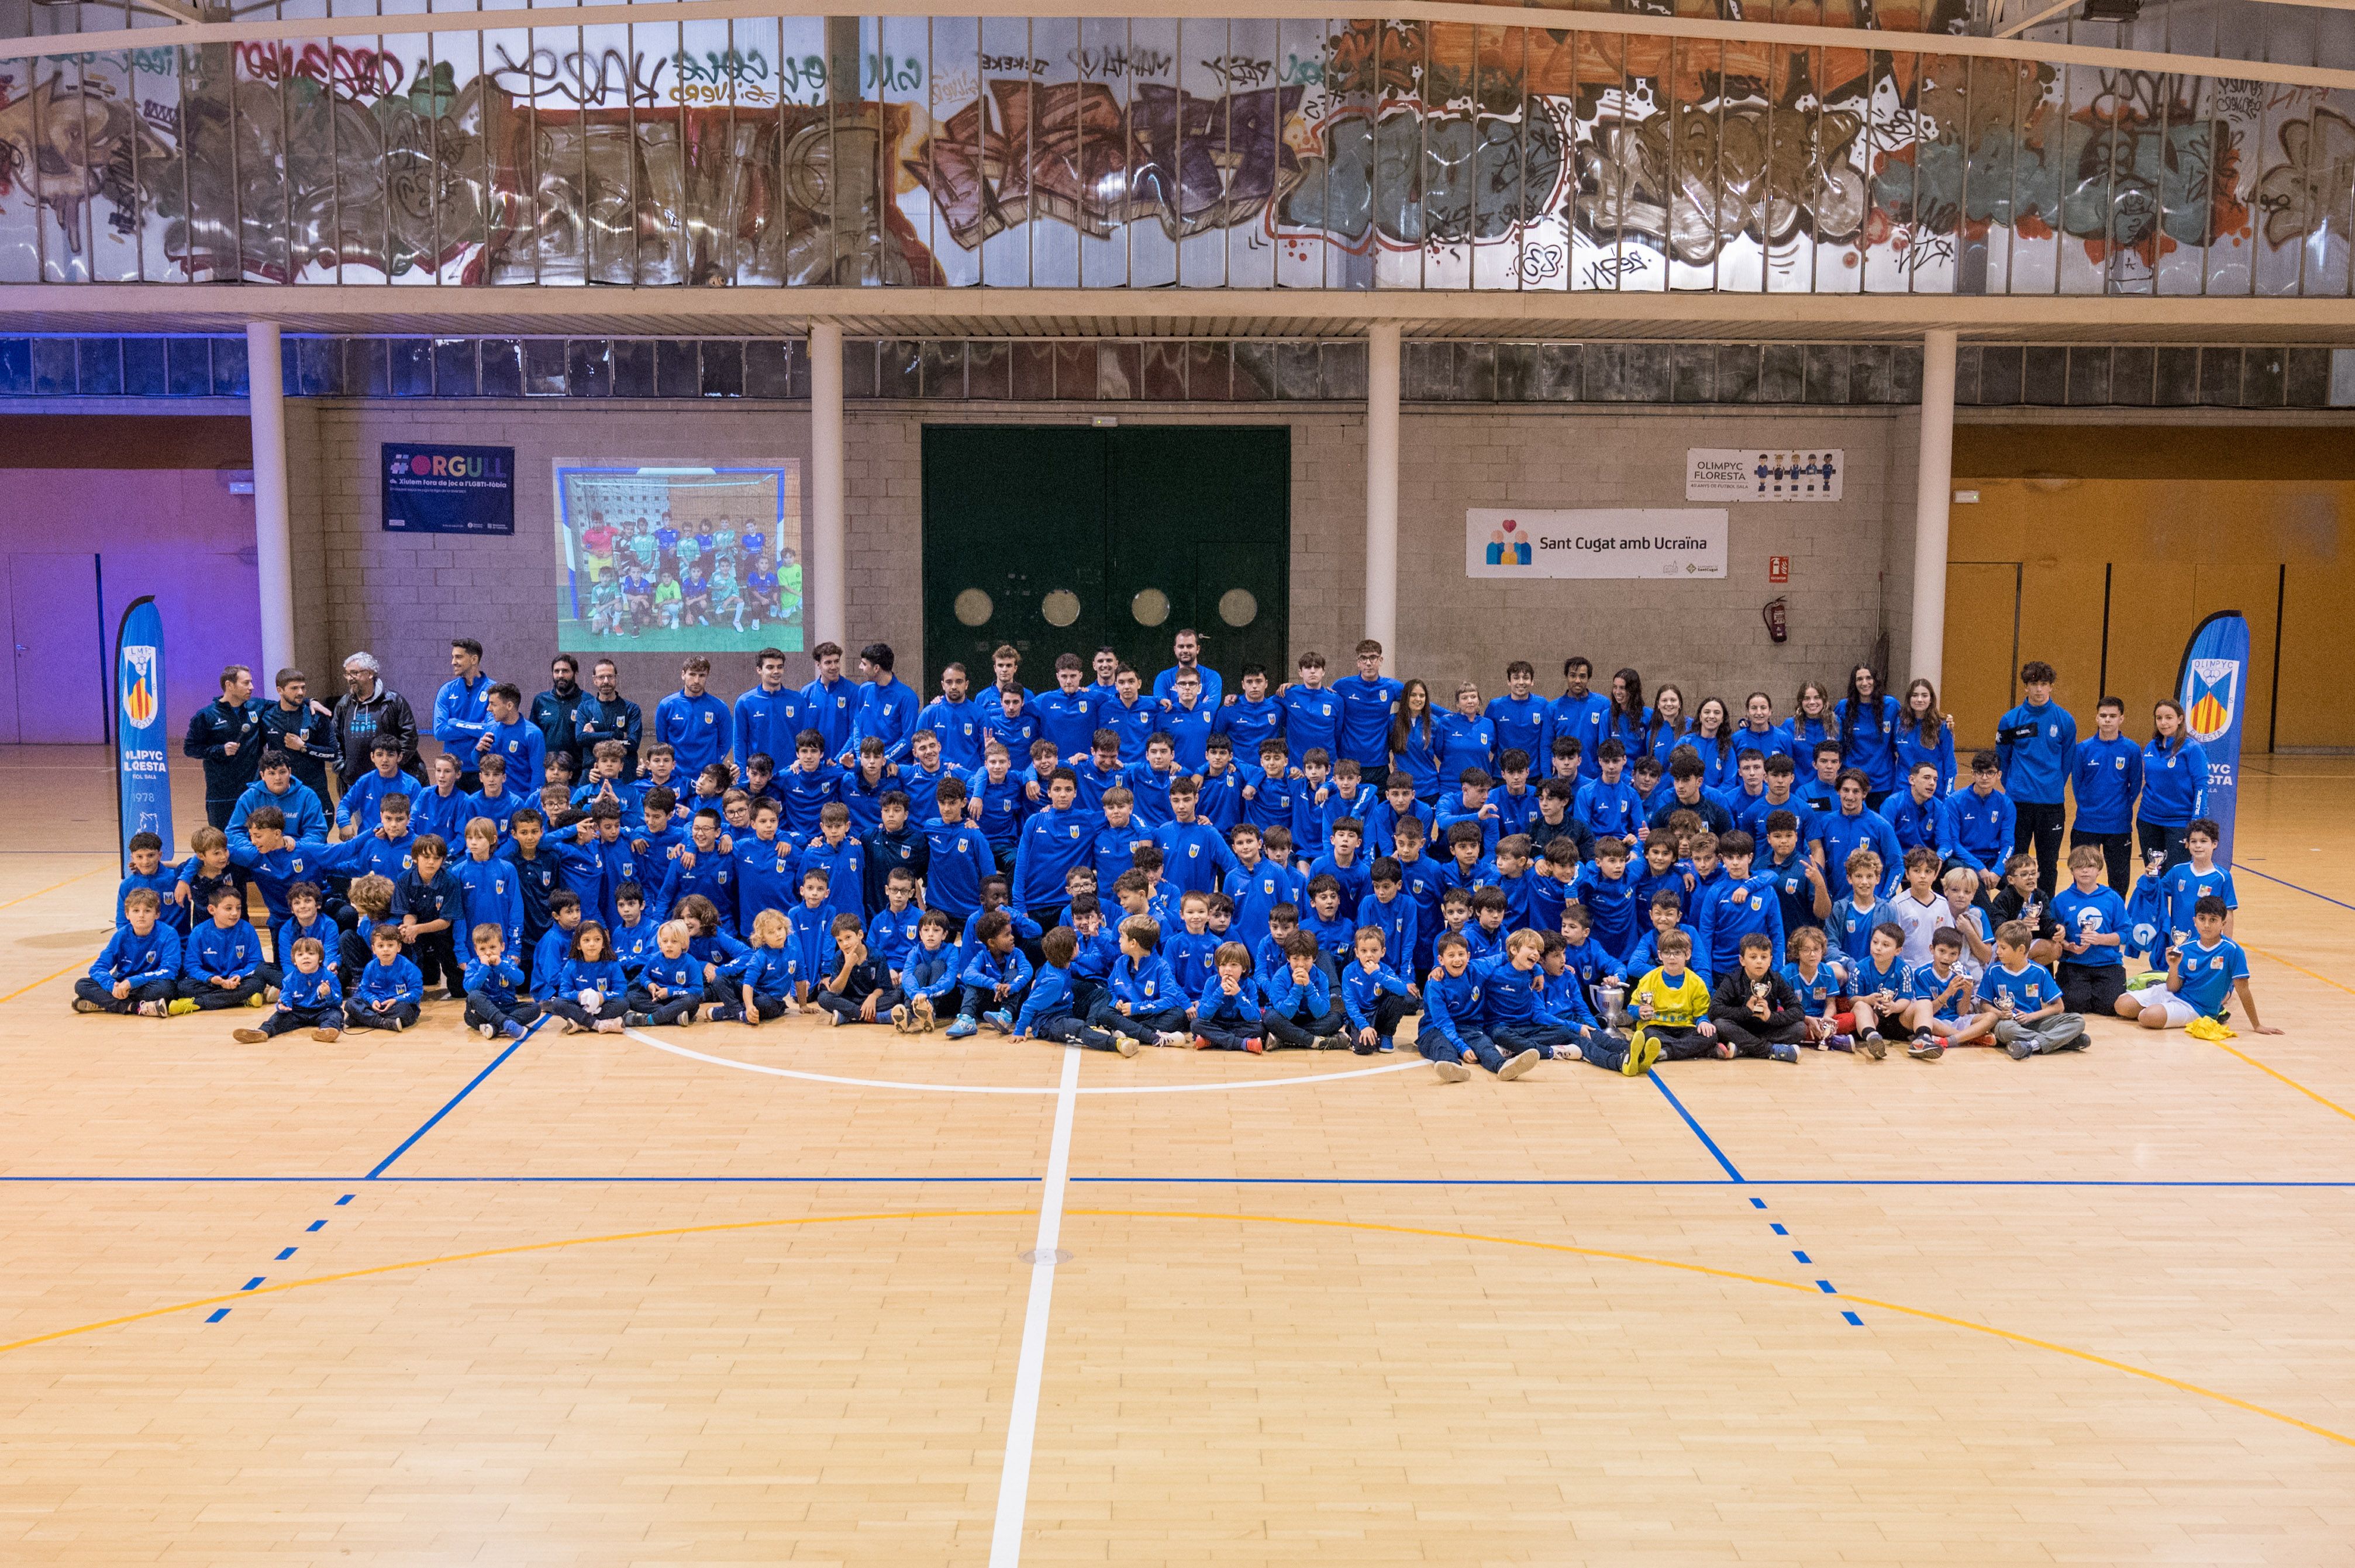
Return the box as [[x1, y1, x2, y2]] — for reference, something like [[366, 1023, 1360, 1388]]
[[556, 462, 804, 655]]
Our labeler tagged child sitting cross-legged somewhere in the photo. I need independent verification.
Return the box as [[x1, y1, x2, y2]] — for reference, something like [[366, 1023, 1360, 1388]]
[[344, 925, 424, 1033], [1014, 925, 1136, 1055], [1192, 940, 1265, 1053], [232, 936, 344, 1044], [461, 922, 540, 1041], [75, 886, 181, 1017], [543, 921, 630, 1034]]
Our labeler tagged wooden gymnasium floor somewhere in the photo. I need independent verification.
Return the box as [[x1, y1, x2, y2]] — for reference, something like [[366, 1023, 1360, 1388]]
[[2, 747, 2353, 1565]]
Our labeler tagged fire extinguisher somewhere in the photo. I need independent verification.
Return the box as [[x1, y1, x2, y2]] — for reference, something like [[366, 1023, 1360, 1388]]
[[1762, 597, 1788, 644]]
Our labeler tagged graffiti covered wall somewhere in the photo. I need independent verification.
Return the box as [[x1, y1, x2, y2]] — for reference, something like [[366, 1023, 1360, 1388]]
[[0, 14, 2347, 296]]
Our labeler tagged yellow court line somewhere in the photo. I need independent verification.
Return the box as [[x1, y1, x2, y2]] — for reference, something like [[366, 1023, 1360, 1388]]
[[1074, 1210, 2355, 1453], [0, 960, 88, 1008], [2222, 947, 2355, 1124], [0, 1209, 1032, 1356], [0, 1203, 2346, 1453], [0, 867, 102, 913]]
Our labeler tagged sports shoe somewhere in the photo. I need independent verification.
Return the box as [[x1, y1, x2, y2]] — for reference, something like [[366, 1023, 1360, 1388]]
[[556, 1017, 580, 1035], [1113, 1036, 1139, 1058], [72, 997, 104, 1014], [1243, 1037, 1265, 1054], [944, 1014, 979, 1039], [1498, 1048, 1540, 1080], [982, 1009, 1015, 1034], [312, 1027, 341, 1043], [1192, 1034, 1215, 1050], [1770, 1042, 1800, 1064], [1622, 1033, 1664, 1077], [1154, 1030, 1189, 1048], [502, 1019, 529, 1039], [232, 1027, 268, 1044], [246, 993, 268, 1009], [1860, 1034, 1887, 1061], [911, 996, 936, 1032], [624, 1011, 651, 1028], [2004, 1034, 2035, 1060], [1906, 1034, 1944, 1060], [825, 1007, 844, 1026], [594, 1018, 623, 1034], [1307, 1032, 1333, 1051], [1712, 1041, 1735, 1060], [1828, 1033, 1854, 1052], [136, 1001, 163, 1018], [1433, 1059, 1470, 1082], [1378, 1038, 1395, 1052], [890, 1003, 912, 1033], [166, 997, 199, 1017], [477, 1022, 496, 1039]]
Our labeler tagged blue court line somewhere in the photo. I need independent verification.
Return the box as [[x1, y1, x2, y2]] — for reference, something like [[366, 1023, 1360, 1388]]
[[241, 1277, 264, 1291], [204, 1308, 229, 1324], [275, 1247, 295, 1260], [1816, 1280, 1837, 1293], [2240, 865, 2355, 914], [365, 1032, 534, 1180], [1647, 1075, 1746, 1182], [1841, 1310, 1864, 1326]]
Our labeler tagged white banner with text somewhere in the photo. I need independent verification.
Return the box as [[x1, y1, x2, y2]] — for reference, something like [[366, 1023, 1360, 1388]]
[[1686, 448, 1844, 502], [1466, 509, 1729, 579]]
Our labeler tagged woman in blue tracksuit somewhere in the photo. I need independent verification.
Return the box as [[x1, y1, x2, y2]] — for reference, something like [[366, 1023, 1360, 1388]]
[[1781, 682, 1837, 766], [2137, 698, 2208, 871], [1389, 679, 1444, 805], [1894, 678, 1957, 795], [1833, 665, 1902, 807]]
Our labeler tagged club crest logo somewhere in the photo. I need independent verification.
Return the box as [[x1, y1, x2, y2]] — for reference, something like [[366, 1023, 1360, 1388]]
[[2185, 659, 2238, 743], [120, 645, 160, 729]]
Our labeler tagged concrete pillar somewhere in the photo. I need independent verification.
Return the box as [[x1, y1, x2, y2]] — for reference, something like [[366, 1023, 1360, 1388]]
[[1909, 329, 1958, 690], [246, 320, 295, 681], [1365, 323, 1401, 658], [809, 320, 847, 652]]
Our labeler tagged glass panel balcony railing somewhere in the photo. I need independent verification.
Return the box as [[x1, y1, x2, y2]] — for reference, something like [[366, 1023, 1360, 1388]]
[[1, 11, 2349, 295]]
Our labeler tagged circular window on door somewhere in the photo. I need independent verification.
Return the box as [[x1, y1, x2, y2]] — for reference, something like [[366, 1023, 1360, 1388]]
[[953, 588, 994, 627], [1218, 588, 1258, 627], [1040, 589, 1081, 628], [1130, 588, 1171, 627]]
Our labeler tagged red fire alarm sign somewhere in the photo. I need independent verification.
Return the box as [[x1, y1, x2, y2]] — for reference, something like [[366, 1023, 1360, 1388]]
[[1768, 555, 1790, 583]]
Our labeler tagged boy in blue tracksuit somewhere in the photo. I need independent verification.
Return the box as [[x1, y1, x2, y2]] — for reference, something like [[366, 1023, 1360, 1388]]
[[174, 885, 270, 1012], [1257, 931, 1346, 1051], [1357, 860, 1418, 969], [338, 737, 423, 835], [1153, 780, 1240, 898], [2069, 696, 2144, 895], [894, 911, 963, 1031], [75, 887, 181, 1016], [1242, 739, 1298, 835], [216, 807, 335, 956], [1013, 927, 1132, 1054], [228, 753, 330, 849], [1570, 838, 1642, 960], [1088, 917, 1190, 1048], [232, 937, 344, 1042], [344, 926, 425, 1031], [391, 835, 466, 996], [1996, 661, 2077, 895], [1945, 750, 2018, 895], [1339, 927, 1419, 1054], [1213, 666, 1284, 761], [1194, 941, 1267, 1052], [529, 892, 585, 1000], [118, 832, 187, 935], [462, 923, 540, 1038], [1692, 831, 1785, 983], [945, 909, 1033, 1037], [1420, 932, 1530, 1081], [797, 804, 867, 930], [498, 810, 564, 958], [922, 780, 995, 930]]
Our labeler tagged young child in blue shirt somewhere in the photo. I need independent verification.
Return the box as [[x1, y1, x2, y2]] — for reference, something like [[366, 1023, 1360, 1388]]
[[2049, 843, 2131, 1016], [1777, 925, 1853, 1051], [461, 922, 539, 1039], [2159, 820, 2237, 955], [1995, 661, 2077, 896], [1242, 738, 1297, 835], [1848, 920, 1913, 1053], [543, 921, 630, 1033], [892, 910, 963, 1032], [76, 886, 181, 1017], [344, 924, 425, 1032], [1013, 925, 1131, 1054], [174, 884, 270, 1013], [1299, 876, 1357, 976], [1191, 940, 1266, 1052], [1340, 925, 1419, 1054], [2119, 895, 2277, 1034], [1571, 838, 1642, 960], [232, 935, 343, 1042], [118, 831, 188, 935], [627, 919, 708, 1028], [946, 909, 1035, 1038]]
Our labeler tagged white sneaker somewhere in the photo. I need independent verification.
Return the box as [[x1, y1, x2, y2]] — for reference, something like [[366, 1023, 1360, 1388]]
[[1433, 1059, 1470, 1083], [1116, 1037, 1140, 1058], [1497, 1048, 1540, 1081], [1154, 1030, 1188, 1048], [476, 1023, 495, 1040]]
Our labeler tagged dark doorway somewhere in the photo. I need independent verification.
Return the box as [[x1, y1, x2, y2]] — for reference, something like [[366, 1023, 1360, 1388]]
[[920, 426, 1289, 692]]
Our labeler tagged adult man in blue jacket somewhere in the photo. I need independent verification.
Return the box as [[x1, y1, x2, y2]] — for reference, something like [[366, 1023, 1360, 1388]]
[[183, 663, 265, 828], [432, 637, 495, 791]]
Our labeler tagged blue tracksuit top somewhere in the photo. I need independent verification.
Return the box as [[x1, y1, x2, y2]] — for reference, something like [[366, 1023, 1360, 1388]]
[[957, 943, 1033, 1000], [1816, 807, 1902, 900], [229, 779, 329, 847], [1109, 952, 1184, 1013], [1886, 791, 1954, 859], [853, 679, 924, 762], [902, 944, 961, 1003], [2138, 737, 2208, 826], [922, 820, 994, 924], [278, 965, 342, 1011], [733, 683, 813, 778], [723, 944, 800, 999], [1015, 964, 1080, 1034], [554, 956, 627, 998], [184, 919, 263, 983], [354, 955, 425, 1007], [1357, 891, 1416, 968], [653, 690, 733, 776], [1013, 806, 1094, 913], [90, 923, 181, 987], [1340, 961, 1415, 1031], [1943, 786, 2017, 873], [1258, 962, 1333, 1018], [1833, 695, 1901, 792], [1997, 700, 2077, 806], [1421, 965, 1485, 1047], [915, 696, 986, 771], [1197, 976, 1264, 1028], [2070, 735, 2144, 834]]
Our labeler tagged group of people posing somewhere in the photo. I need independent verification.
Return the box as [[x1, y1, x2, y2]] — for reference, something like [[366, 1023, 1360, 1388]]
[[91, 633, 2271, 1076]]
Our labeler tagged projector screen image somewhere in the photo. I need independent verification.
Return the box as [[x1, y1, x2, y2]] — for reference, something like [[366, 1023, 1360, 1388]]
[[556, 461, 803, 655]]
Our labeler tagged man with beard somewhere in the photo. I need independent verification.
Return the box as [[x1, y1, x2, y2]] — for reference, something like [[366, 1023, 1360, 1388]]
[[530, 655, 591, 778], [574, 657, 644, 780], [182, 663, 266, 830], [259, 667, 342, 807], [332, 652, 421, 792]]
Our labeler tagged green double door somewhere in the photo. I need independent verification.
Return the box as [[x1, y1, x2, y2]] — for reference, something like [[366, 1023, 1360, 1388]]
[[919, 426, 1290, 693]]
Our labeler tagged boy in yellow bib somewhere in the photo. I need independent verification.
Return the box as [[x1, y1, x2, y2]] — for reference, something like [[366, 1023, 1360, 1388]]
[[1629, 930, 1722, 1061]]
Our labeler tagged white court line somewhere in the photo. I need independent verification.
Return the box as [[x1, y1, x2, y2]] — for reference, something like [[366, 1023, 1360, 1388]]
[[623, 1028, 1426, 1096], [989, 1040, 1080, 1567]]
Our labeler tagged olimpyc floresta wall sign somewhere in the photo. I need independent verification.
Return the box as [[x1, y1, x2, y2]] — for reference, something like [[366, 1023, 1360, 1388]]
[[1, 12, 2345, 298]]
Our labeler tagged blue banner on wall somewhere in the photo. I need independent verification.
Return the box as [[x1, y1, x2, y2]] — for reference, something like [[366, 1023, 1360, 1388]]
[[113, 596, 174, 872], [2176, 610, 2250, 868], [382, 444, 514, 534]]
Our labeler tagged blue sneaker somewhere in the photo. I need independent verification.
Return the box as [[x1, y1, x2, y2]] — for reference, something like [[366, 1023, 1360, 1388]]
[[981, 1009, 1015, 1034], [1378, 1038, 1395, 1052], [502, 1018, 529, 1039], [1770, 1041, 1800, 1064], [944, 1014, 979, 1039]]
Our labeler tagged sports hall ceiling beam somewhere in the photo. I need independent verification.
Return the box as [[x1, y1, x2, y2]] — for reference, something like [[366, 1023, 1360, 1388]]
[[9, 286, 2355, 345], [6, 0, 2355, 96]]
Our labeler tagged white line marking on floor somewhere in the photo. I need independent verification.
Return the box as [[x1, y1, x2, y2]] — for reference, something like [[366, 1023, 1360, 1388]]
[[623, 1029, 1426, 1096], [989, 1040, 1080, 1567]]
